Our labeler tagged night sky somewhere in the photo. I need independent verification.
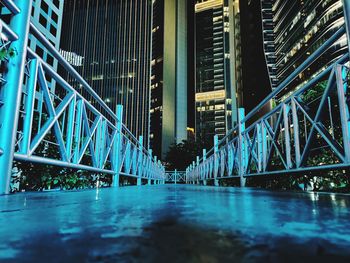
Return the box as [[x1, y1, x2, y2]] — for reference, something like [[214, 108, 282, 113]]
[[239, 0, 272, 114]]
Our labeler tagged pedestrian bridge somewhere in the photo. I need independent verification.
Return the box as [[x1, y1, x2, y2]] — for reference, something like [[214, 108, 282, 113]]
[[1, 0, 350, 195], [0, 0, 165, 195], [1, 1, 350, 261]]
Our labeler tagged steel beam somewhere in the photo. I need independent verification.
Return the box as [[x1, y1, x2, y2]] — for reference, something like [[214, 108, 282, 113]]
[[213, 136, 219, 186], [291, 98, 301, 167], [336, 65, 350, 162], [112, 105, 123, 187], [238, 108, 247, 187], [283, 104, 292, 169], [0, 0, 32, 195], [20, 59, 38, 155], [137, 136, 143, 186], [203, 149, 207, 185]]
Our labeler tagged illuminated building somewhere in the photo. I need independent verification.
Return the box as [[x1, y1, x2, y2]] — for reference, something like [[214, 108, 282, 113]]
[[150, 0, 188, 158], [261, 0, 277, 90], [262, 0, 347, 97], [195, 0, 242, 146], [60, 0, 152, 144]]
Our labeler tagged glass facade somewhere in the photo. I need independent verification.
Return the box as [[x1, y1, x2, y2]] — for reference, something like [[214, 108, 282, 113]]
[[262, 0, 347, 97], [150, 0, 165, 158], [150, 0, 188, 158], [261, 0, 277, 90], [195, 0, 241, 146], [60, 0, 152, 145]]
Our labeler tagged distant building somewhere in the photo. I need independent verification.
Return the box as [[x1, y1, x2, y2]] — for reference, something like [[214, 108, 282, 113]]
[[150, 0, 188, 158], [30, 0, 64, 75], [262, 0, 347, 98], [195, 0, 242, 146], [60, 0, 152, 144]]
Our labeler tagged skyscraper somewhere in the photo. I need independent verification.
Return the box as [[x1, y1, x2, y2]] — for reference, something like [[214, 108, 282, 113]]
[[60, 0, 152, 144], [261, 0, 277, 90], [195, 0, 242, 146], [150, 0, 188, 158], [262, 0, 347, 97]]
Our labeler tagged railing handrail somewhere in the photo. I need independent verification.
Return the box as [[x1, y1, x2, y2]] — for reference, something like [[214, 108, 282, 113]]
[[0, 0, 20, 15], [190, 22, 349, 173], [28, 22, 153, 158]]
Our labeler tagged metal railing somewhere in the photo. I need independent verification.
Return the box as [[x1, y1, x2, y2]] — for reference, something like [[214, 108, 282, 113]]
[[0, 0, 165, 194], [186, 1, 350, 186], [165, 170, 186, 184]]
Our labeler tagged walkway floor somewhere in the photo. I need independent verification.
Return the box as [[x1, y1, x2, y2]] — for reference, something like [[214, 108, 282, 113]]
[[1, 185, 350, 262]]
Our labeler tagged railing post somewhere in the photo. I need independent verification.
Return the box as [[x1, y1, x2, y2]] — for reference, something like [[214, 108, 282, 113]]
[[187, 167, 190, 184], [283, 104, 292, 169], [238, 108, 247, 187], [291, 98, 301, 167], [203, 149, 207, 185], [154, 156, 157, 184], [148, 149, 152, 185], [185, 167, 190, 184], [257, 121, 267, 172], [0, 0, 32, 194], [196, 156, 200, 184], [157, 160, 164, 184], [192, 161, 195, 184], [257, 123, 262, 172], [112, 105, 123, 187], [174, 169, 177, 185], [214, 135, 219, 186], [21, 59, 38, 155], [137, 136, 143, 186]]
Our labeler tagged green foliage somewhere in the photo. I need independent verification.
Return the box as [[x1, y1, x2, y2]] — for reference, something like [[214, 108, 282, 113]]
[[301, 80, 328, 102], [10, 117, 111, 192], [11, 163, 112, 192]]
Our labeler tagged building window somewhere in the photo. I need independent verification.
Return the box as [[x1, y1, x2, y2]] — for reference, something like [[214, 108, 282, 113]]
[[39, 14, 47, 28], [52, 11, 58, 24], [50, 24, 57, 36]]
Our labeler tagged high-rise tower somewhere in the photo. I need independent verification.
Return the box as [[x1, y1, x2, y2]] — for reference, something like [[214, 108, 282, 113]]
[[195, 0, 242, 146], [150, 0, 188, 158], [262, 0, 347, 97]]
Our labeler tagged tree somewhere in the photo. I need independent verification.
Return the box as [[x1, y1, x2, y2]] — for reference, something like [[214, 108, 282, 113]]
[[164, 139, 206, 171]]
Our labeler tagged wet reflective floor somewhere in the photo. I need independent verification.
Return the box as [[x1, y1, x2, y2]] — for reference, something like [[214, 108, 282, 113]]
[[0, 185, 350, 262]]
